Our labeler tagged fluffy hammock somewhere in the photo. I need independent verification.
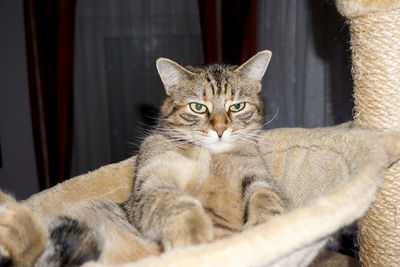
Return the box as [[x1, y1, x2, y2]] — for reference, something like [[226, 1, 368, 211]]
[[23, 123, 400, 266], [7, 0, 400, 266]]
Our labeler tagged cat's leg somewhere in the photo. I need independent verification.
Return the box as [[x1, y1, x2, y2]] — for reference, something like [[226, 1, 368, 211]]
[[0, 190, 48, 266], [59, 198, 161, 264], [242, 179, 286, 229], [34, 216, 102, 267], [124, 186, 214, 251]]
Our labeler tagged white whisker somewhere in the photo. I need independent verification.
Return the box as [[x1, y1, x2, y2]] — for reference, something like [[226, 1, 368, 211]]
[[262, 106, 279, 128]]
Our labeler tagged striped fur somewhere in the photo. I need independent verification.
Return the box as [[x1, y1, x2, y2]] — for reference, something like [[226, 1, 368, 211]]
[[124, 51, 287, 250], [34, 217, 101, 267]]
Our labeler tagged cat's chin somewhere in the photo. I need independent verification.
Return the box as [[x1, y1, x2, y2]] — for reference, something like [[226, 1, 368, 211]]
[[201, 130, 234, 153], [202, 140, 233, 153]]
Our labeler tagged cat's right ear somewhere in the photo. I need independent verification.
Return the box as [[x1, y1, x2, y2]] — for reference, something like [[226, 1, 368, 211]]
[[235, 50, 272, 81], [156, 58, 195, 95]]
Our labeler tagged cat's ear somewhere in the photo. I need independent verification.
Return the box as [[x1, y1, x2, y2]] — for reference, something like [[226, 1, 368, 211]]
[[235, 50, 272, 81], [156, 58, 195, 95]]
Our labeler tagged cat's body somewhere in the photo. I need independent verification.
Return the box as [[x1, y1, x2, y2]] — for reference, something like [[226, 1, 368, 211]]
[[128, 133, 263, 239], [0, 51, 286, 266], [123, 51, 285, 250]]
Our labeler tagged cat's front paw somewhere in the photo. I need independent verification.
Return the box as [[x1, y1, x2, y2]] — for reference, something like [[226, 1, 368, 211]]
[[0, 193, 48, 266], [243, 189, 285, 230], [162, 203, 214, 251]]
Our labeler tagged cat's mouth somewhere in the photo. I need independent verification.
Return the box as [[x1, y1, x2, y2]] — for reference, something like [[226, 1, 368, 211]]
[[201, 129, 233, 152]]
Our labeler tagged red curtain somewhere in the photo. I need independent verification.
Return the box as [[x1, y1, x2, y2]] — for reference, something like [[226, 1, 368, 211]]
[[198, 0, 258, 65], [23, 0, 76, 189]]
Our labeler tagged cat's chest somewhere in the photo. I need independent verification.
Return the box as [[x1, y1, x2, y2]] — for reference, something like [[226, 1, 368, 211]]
[[209, 152, 266, 179], [195, 169, 244, 236], [189, 152, 266, 236], [176, 148, 260, 189], [184, 151, 262, 187]]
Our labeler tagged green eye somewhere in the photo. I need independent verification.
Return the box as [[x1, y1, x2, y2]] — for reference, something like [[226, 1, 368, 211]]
[[229, 102, 246, 112], [189, 103, 208, 114]]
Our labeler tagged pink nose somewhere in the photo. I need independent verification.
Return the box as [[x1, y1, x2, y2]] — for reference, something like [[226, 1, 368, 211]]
[[214, 126, 227, 137]]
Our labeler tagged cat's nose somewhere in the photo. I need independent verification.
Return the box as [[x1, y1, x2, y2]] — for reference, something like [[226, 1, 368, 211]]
[[214, 126, 227, 137]]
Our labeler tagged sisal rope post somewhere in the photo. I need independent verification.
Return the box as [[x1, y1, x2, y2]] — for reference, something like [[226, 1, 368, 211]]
[[336, 2, 400, 266]]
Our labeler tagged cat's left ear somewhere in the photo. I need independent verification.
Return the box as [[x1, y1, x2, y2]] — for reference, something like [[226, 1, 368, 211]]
[[156, 58, 195, 95], [235, 50, 272, 81]]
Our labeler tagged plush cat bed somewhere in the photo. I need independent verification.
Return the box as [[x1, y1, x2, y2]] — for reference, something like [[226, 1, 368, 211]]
[[11, 122, 399, 267]]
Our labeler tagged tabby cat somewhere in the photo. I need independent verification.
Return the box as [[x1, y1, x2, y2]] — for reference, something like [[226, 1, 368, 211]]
[[0, 50, 286, 266], [122, 50, 286, 250]]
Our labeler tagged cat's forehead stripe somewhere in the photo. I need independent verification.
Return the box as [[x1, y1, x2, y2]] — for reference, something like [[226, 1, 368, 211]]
[[208, 76, 217, 95], [205, 68, 231, 97]]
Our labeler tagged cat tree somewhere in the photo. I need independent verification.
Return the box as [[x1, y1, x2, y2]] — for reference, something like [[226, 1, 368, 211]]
[[336, 0, 400, 265], [3, 1, 400, 266]]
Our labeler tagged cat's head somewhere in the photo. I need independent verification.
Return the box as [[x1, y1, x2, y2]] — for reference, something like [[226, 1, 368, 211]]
[[155, 50, 272, 153]]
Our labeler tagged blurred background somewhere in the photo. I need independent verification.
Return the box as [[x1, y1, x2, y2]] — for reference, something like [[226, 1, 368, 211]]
[[0, 0, 353, 199]]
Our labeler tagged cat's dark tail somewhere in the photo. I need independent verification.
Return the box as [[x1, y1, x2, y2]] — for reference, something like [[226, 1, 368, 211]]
[[34, 216, 102, 267]]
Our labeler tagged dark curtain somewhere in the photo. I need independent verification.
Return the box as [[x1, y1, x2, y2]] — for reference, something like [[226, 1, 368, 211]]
[[198, 0, 257, 65], [0, 140, 2, 168], [257, 1, 353, 129], [23, 0, 77, 189], [71, 0, 204, 176]]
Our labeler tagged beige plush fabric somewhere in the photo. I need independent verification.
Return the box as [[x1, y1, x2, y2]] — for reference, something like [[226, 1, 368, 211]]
[[20, 122, 400, 267], [23, 157, 135, 217], [336, 0, 400, 18]]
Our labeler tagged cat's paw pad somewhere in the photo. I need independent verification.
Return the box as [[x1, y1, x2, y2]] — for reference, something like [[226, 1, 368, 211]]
[[162, 204, 214, 250]]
